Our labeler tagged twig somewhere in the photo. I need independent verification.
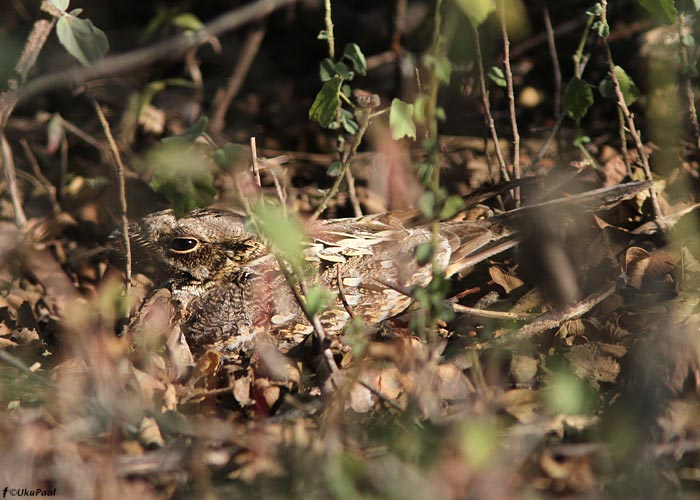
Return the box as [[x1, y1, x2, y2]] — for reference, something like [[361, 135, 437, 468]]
[[391, 0, 407, 52], [210, 23, 267, 133], [235, 181, 338, 374], [500, 1, 520, 207], [19, 139, 60, 214], [0, 18, 55, 128], [473, 24, 510, 183], [250, 136, 262, 188], [90, 98, 131, 297], [526, 113, 565, 170], [19, 0, 299, 104], [543, 6, 562, 118], [345, 167, 363, 217], [322, 0, 335, 60], [494, 279, 618, 346], [677, 13, 700, 151], [0, 133, 27, 227], [310, 103, 373, 221], [0, 350, 55, 388], [600, 0, 662, 221], [452, 303, 536, 321]]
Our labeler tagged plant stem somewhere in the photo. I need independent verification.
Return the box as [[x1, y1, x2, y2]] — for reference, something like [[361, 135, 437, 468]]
[[500, 1, 520, 207]]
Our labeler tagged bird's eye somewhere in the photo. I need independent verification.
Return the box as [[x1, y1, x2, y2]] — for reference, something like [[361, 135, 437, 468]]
[[170, 237, 199, 253]]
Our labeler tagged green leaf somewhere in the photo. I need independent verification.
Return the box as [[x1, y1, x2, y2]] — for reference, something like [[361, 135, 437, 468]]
[[171, 13, 204, 31], [147, 144, 216, 217], [415, 242, 433, 266], [342, 43, 367, 76], [327, 161, 343, 177], [585, 3, 603, 16], [439, 195, 465, 219], [49, 0, 69, 11], [305, 286, 332, 318], [317, 29, 332, 40], [598, 66, 640, 106], [309, 76, 343, 128], [162, 116, 209, 146], [596, 21, 609, 38], [213, 142, 249, 169], [423, 54, 452, 84], [682, 34, 695, 47], [563, 78, 594, 121], [389, 98, 416, 140], [319, 58, 336, 81], [253, 203, 306, 273], [637, 0, 676, 24], [56, 11, 109, 66], [418, 191, 435, 218], [488, 66, 506, 87], [454, 0, 495, 27], [544, 371, 593, 415], [341, 109, 359, 134]]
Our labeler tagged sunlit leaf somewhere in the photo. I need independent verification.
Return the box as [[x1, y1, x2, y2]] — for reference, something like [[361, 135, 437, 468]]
[[147, 144, 216, 217], [253, 203, 306, 272], [56, 10, 109, 66], [599, 66, 640, 106], [305, 286, 332, 318], [454, 0, 495, 27], [488, 66, 507, 87], [49, 0, 69, 11], [637, 0, 676, 24], [342, 43, 367, 76], [171, 13, 204, 31], [389, 98, 416, 140]]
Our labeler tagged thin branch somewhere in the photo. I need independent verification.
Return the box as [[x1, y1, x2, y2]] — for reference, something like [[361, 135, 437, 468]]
[[210, 23, 267, 133], [19, 139, 60, 214], [310, 103, 374, 221], [250, 136, 262, 188], [473, 24, 510, 183], [452, 303, 536, 321], [322, 0, 335, 60], [499, 1, 520, 206], [600, 0, 662, 221], [543, 6, 562, 117], [19, 0, 299, 104], [493, 279, 618, 347], [90, 98, 131, 297], [677, 13, 700, 151], [391, 0, 407, 52], [0, 133, 27, 227], [0, 18, 55, 128]]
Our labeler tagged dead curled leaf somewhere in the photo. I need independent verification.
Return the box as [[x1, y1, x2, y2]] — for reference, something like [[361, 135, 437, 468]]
[[564, 342, 625, 387], [489, 266, 525, 295]]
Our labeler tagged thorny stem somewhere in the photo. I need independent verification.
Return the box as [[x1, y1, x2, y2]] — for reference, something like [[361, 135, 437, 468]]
[[473, 23, 510, 183], [91, 98, 132, 298], [500, 1, 521, 207], [600, 0, 662, 221]]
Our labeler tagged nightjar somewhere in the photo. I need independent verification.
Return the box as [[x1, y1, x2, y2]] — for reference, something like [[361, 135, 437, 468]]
[[127, 180, 651, 355]]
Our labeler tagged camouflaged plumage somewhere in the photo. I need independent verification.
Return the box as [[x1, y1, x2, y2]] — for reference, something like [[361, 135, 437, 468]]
[[129, 180, 651, 355], [130, 208, 513, 354]]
